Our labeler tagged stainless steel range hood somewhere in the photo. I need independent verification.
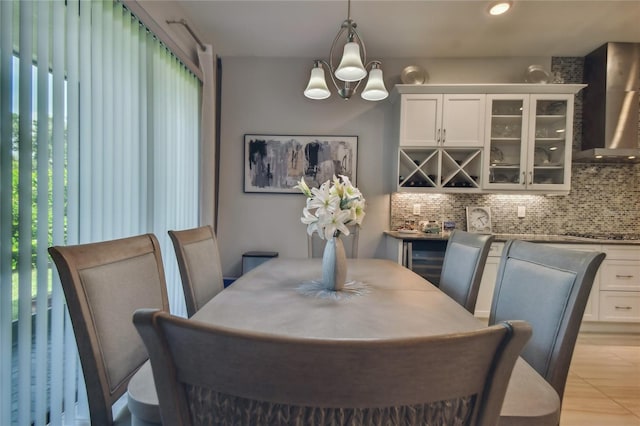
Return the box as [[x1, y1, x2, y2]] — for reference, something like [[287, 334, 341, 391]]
[[575, 42, 640, 163]]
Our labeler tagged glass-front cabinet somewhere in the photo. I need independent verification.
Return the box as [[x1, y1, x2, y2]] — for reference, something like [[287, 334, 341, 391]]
[[392, 84, 584, 194], [484, 94, 573, 191]]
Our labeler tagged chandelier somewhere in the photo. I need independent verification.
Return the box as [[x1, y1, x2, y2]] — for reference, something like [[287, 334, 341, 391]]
[[303, 0, 388, 101]]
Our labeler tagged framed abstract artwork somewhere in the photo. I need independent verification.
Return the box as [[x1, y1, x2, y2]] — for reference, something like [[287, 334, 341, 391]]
[[244, 134, 358, 193]]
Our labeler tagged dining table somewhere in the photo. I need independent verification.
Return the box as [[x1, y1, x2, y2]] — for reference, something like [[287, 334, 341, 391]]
[[128, 258, 560, 426]]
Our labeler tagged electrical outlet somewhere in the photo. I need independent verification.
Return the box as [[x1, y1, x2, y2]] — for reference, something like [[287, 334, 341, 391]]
[[517, 206, 526, 218], [413, 204, 421, 215]]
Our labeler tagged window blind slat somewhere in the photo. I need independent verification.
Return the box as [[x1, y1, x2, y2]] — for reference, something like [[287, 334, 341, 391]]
[[90, 1, 103, 242], [101, 1, 114, 240], [18, 2, 35, 423], [34, 2, 51, 424], [79, 0, 92, 242], [111, 6, 124, 238], [0, 1, 14, 425], [65, 0, 82, 422], [49, 1, 67, 424]]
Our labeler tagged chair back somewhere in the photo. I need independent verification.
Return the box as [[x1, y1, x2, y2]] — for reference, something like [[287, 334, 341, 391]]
[[134, 309, 531, 426], [169, 225, 224, 317], [308, 226, 359, 259], [48, 234, 170, 425], [489, 239, 605, 401], [439, 230, 494, 313]]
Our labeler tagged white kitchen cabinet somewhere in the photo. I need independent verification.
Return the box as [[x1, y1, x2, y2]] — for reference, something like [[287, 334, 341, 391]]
[[397, 147, 482, 191], [599, 246, 640, 322], [392, 84, 585, 194], [474, 242, 504, 318], [397, 93, 485, 191], [484, 94, 574, 191], [400, 94, 486, 148]]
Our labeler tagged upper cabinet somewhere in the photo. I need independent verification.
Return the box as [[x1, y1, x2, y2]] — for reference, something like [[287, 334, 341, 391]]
[[398, 93, 485, 191], [400, 94, 486, 147], [392, 84, 585, 194], [484, 94, 574, 191]]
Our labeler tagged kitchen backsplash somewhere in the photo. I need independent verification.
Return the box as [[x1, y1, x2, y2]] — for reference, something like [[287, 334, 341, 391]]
[[390, 163, 640, 235], [390, 57, 640, 236]]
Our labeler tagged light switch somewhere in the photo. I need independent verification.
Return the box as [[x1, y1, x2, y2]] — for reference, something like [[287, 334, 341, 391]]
[[517, 206, 526, 218], [413, 204, 421, 215]]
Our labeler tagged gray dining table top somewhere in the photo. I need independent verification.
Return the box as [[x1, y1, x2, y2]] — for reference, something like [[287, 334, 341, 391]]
[[128, 258, 560, 426]]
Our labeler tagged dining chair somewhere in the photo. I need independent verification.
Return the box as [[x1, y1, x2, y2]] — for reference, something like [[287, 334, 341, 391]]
[[168, 225, 224, 317], [438, 230, 494, 313], [48, 234, 170, 425], [488, 239, 605, 403], [134, 308, 531, 426], [308, 226, 359, 259]]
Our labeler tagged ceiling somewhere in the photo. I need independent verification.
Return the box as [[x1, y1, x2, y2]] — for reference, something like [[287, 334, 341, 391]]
[[173, 0, 640, 59]]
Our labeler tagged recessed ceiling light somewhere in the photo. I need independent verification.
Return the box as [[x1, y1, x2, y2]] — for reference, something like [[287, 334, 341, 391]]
[[488, 1, 513, 16]]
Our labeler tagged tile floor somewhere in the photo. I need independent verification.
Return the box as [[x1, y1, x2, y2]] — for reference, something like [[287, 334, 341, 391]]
[[560, 332, 640, 426]]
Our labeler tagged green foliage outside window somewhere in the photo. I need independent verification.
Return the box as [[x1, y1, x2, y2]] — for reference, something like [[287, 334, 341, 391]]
[[9, 111, 59, 320]]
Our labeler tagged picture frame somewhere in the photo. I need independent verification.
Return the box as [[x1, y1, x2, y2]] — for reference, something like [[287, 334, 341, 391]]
[[244, 134, 358, 193]]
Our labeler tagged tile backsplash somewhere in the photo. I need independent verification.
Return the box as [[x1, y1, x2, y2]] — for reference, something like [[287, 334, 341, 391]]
[[390, 57, 640, 236], [391, 164, 640, 235]]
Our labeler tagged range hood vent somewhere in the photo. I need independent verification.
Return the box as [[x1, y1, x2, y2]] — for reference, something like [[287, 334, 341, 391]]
[[575, 42, 640, 163]]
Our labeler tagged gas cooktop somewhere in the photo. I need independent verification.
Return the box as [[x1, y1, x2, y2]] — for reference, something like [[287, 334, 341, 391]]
[[563, 232, 640, 241]]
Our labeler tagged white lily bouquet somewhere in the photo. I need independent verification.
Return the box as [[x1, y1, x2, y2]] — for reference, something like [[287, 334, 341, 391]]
[[295, 175, 366, 240]]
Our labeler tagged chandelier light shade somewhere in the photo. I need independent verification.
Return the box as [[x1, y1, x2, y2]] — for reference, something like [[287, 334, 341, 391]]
[[361, 62, 387, 101], [335, 42, 367, 82], [304, 0, 388, 101], [304, 61, 331, 100]]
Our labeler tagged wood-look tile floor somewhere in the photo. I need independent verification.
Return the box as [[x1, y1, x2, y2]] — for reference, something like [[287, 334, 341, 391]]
[[560, 332, 640, 426]]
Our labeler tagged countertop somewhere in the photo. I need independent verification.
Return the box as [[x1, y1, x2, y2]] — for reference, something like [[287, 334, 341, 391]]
[[384, 231, 640, 245]]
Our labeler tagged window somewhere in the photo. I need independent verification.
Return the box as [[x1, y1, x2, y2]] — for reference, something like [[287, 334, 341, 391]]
[[0, 1, 200, 424]]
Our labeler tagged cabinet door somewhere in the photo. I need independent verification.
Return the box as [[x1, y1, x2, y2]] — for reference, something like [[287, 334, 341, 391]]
[[525, 94, 573, 191], [484, 95, 529, 189], [441, 94, 486, 147], [400, 94, 442, 147], [474, 242, 503, 318]]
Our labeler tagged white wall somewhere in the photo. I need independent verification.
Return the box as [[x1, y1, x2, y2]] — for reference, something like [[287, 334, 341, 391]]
[[217, 56, 551, 277]]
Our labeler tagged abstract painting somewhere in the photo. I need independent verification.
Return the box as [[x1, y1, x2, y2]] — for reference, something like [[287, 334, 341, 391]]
[[244, 134, 358, 193]]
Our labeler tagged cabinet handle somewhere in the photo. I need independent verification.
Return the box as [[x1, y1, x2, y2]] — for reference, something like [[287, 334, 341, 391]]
[[442, 128, 446, 143], [615, 274, 634, 279], [521, 172, 526, 185], [614, 306, 632, 310], [528, 171, 533, 185], [437, 129, 441, 144]]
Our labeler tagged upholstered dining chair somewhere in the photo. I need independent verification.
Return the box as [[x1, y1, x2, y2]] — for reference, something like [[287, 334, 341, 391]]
[[308, 226, 360, 259], [168, 225, 224, 317], [134, 308, 531, 426], [48, 233, 170, 425], [439, 230, 494, 313], [488, 240, 605, 403]]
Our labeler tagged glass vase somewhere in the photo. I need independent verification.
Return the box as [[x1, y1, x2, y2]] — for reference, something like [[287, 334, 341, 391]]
[[322, 236, 347, 291]]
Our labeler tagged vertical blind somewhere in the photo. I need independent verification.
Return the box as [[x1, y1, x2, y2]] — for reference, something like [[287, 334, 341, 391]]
[[0, 0, 200, 424]]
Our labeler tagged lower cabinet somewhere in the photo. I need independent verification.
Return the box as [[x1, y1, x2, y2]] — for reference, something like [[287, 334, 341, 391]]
[[474, 242, 504, 318], [598, 246, 640, 322], [388, 235, 639, 325]]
